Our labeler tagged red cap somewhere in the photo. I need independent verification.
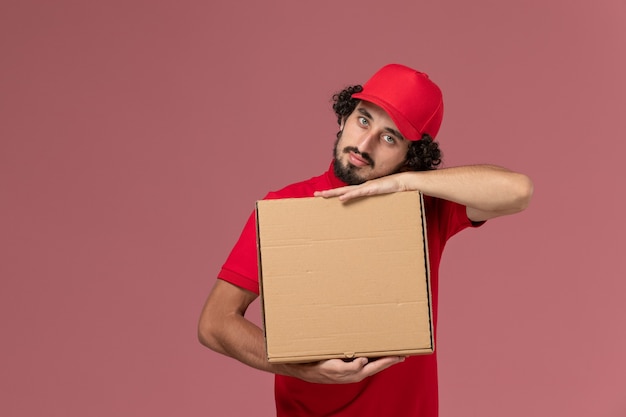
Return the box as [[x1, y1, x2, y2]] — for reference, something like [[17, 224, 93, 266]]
[[352, 64, 444, 141]]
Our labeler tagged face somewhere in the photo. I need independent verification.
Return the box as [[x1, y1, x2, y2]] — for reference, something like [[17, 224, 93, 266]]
[[333, 101, 411, 185]]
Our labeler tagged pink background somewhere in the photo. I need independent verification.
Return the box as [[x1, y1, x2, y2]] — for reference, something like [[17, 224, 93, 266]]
[[1, 1, 625, 416]]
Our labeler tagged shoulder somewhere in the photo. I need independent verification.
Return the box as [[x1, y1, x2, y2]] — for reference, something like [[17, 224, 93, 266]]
[[265, 171, 329, 200]]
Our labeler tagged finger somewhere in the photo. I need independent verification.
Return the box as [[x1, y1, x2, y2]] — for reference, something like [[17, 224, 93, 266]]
[[314, 187, 353, 198], [313, 189, 335, 198], [325, 357, 368, 373], [336, 189, 368, 202], [336, 186, 380, 202], [361, 356, 405, 377]]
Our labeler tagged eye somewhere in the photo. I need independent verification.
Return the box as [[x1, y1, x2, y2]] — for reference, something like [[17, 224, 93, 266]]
[[382, 135, 395, 144], [358, 116, 369, 126]]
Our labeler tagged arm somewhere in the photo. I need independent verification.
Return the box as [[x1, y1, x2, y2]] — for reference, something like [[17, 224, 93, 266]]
[[314, 165, 533, 222], [198, 279, 404, 383]]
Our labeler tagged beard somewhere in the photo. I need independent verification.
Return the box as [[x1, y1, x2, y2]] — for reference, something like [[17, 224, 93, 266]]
[[332, 135, 373, 185], [332, 133, 406, 185]]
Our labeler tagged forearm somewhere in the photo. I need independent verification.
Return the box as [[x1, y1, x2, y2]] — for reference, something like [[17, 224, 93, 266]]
[[200, 312, 272, 372], [198, 291, 281, 375], [315, 164, 533, 221], [198, 280, 405, 383], [197, 281, 299, 377], [200, 315, 406, 384], [399, 165, 533, 214]]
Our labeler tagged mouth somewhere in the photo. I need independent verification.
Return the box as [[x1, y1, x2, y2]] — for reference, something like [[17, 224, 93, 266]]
[[348, 151, 369, 167], [343, 147, 374, 168]]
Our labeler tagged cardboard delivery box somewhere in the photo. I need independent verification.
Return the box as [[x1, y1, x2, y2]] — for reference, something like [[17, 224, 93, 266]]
[[256, 191, 433, 363]]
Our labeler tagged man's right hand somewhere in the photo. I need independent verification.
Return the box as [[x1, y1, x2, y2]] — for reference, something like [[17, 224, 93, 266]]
[[280, 356, 405, 384]]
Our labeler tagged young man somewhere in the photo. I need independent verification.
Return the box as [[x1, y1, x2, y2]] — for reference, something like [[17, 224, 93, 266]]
[[198, 64, 533, 416]]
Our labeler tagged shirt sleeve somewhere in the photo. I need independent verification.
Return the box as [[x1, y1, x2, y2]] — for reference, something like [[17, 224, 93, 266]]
[[217, 210, 260, 294], [426, 196, 484, 244]]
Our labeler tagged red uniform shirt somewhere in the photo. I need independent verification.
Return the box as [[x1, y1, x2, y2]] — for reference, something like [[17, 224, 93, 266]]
[[218, 162, 479, 416]]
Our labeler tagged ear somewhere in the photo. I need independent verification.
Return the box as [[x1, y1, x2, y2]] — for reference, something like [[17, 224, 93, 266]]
[[339, 118, 346, 131]]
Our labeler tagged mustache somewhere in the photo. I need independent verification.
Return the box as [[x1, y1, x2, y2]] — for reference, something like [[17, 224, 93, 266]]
[[342, 147, 375, 167]]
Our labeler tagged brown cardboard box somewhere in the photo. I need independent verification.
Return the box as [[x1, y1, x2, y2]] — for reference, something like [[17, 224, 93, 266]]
[[256, 191, 433, 363]]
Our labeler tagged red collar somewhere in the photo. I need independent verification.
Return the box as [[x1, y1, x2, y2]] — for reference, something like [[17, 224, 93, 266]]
[[325, 160, 348, 189]]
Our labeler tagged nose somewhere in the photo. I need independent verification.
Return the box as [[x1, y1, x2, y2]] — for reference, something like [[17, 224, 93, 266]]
[[356, 132, 376, 154]]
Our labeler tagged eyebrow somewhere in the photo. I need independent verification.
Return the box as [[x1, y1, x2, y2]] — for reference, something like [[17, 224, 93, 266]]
[[357, 107, 406, 141]]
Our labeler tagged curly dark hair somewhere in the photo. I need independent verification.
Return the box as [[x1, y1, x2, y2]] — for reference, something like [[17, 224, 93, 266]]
[[331, 85, 442, 171]]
